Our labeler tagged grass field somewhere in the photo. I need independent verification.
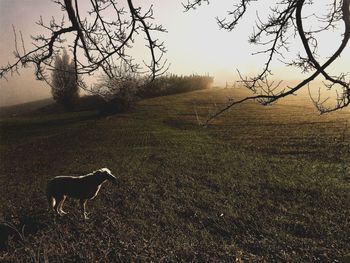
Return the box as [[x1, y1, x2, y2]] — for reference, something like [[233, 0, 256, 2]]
[[0, 88, 349, 262]]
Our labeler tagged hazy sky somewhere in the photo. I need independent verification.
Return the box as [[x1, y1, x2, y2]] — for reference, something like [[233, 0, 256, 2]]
[[0, 0, 349, 106]]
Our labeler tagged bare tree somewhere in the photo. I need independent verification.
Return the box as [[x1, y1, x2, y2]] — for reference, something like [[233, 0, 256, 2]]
[[183, 0, 350, 123], [0, 0, 168, 93]]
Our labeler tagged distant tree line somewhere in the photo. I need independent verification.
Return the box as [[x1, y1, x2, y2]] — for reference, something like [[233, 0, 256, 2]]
[[138, 74, 214, 99], [96, 73, 213, 115]]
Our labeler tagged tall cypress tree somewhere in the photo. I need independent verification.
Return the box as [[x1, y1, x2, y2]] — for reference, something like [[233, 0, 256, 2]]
[[51, 49, 79, 110]]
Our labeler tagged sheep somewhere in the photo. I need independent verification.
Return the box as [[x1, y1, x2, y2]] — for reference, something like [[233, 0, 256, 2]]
[[46, 168, 116, 219]]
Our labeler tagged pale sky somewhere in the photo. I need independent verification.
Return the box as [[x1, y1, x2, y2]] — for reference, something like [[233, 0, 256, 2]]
[[0, 0, 349, 106]]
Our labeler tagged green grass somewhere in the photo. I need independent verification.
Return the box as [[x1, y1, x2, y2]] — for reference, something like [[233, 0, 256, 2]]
[[0, 111, 98, 146], [0, 88, 349, 262]]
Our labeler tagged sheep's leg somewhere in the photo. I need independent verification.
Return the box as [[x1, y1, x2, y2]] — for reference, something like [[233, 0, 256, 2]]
[[58, 196, 68, 214], [54, 196, 64, 216], [80, 199, 88, 219]]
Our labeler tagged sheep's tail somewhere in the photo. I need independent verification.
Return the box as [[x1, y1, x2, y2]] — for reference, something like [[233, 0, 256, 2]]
[[47, 196, 55, 210]]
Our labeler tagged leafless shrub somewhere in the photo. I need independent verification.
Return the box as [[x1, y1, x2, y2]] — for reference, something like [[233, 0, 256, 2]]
[[95, 63, 144, 115]]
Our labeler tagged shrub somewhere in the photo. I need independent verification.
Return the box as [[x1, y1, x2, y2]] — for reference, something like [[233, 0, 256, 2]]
[[94, 67, 143, 115]]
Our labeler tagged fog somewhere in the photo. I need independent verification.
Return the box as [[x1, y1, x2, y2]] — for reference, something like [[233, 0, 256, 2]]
[[0, 0, 349, 107]]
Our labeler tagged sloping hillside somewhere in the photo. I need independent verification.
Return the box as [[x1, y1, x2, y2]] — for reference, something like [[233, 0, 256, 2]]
[[0, 88, 349, 262]]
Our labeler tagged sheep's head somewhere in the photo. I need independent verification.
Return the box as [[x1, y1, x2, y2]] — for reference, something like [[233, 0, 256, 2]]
[[96, 168, 117, 183]]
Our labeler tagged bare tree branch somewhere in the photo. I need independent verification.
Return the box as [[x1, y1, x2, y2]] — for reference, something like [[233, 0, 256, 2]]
[[184, 0, 350, 123], [0, 0, 169, 93]]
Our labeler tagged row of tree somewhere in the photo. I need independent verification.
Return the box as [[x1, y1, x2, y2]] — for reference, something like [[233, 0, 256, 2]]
[[51, 51, 213, 112], [138, 74, 214, 98]]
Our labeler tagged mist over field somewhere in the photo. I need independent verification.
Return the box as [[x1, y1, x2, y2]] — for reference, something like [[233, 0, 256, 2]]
[[1, 0, 350, 107], [0, 77, 334, 108]]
